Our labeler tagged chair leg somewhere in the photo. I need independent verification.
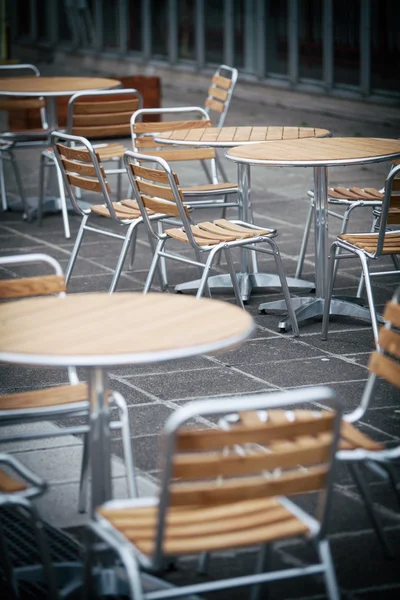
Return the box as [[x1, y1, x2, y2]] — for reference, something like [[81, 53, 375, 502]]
[[112, 391, 138, 498], [295, 198, 314, 279], [224, 247, 244, 309], [128, 225, 138, 270], [331, 205, 352, 283], [358, 253, 379, 346], [317, 539, 340, 600], [54, 160, 71, 239], [321, 243, 338, 341], [10, 149, 28, 219], [37, 153, 47, 227], [65, 214, 89, 285], [267, 238, 299, 337], [157, 221, 169, 288], [0, 151, 7, 211], [144, 238, 166, 293], [348, 462, 394, 558], [249, 543, 272, 600], [117, 158, 123, 202], [109, 222, 139, 293], [78, 431, 91, 514], [196, 247, 220, 299]]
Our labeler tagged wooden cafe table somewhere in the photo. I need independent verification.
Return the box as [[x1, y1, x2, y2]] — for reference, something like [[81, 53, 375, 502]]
[[0, 292, 254, 512], [155, 126, 330, 301], [226, 137, 400, 331], [0, 76, 121, 131]]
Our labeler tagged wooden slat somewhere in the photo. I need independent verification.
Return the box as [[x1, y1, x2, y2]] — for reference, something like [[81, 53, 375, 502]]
[[213, 219, 273, 236], [392, 179, 400, 191], [0, 275, 66, 299], [61, 156, 106, 178], [90, 203, 140, 220], [378, 328, 400, 359], [211, 74, 232, 90], [165, 227, 219, 246], [364, 187, 386, 198], [0, 469, 27, 493], [172, 435, 333, 479], [169, 465, 329, 507], [56, 143, 98, 163], [138, 148, 216, 161], [74, 98, 139, 115], [135, 136, 171, 149], [67, 173, 107, 193], [136, 179, 177, 202], [205, 97, 225, 113], [368, 351, 400, 389], [129, 163, 180, 185], [0, 98, 45, 110], [340, 421, 384, 451], [176, 412, 334, 452], [140, 195, 184, 217], [72, 123, 131, 137], [383, 301, 400, 328], [133, 120, 211, 134], [73, 111, 134, 126], [208, 86, 228, 102], [0, 382, 88, 410]]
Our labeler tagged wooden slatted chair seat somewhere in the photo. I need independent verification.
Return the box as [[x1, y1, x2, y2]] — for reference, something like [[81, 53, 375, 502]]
[[45, 142, 126, 161], [234, 409, 384, 453], [98, 496, 309, 556], [91, 200, 156, 220], [0, 468, 27, 493], [165, 219, 274, 246], [338, 231, 400, 254], [180, 182, 238, 195], [0, 383, 89, 411], [327, 186, 384, 201]]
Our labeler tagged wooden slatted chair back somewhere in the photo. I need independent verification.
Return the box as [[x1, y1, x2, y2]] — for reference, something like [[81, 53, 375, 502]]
[[127, 160, 189, 220], [368, 296, 400, 389], [0, 63, 47, 127], [0, 254, 66, 300], [66, 89, 142, 140], [372, 164, 400, 256], [132, 119, 214, 162], [55, 142, 110, 195], [204, 65, 238, 127], [167, 410, 336, 509]]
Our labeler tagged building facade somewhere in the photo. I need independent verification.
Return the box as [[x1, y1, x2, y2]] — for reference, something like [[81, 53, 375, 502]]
[[10, 0, 400, 102]]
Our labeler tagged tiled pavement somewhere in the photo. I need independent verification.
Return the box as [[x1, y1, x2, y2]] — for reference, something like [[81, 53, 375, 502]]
[[0, 61, 400, 598]]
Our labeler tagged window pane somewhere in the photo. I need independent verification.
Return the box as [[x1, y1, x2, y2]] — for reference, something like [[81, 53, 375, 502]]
[[265, 0, 288, 76], [371, 0, 400, 93], [37, 0, 48, 40], [16, 0, 31, 37], [151, 0, 168, 57], [128, 0, 142, 52], [178, 0, 195, 60], [103, 0, 119, 48], [234, 0, 245, 68], [204, 0, 223, 64], [58, 0, 73, 42], [333, 0, 360, 87], [299, 0, 322, 80]]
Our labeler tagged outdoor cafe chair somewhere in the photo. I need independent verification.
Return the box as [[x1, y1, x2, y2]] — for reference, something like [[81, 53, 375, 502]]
[[38, 87, 142, 239], [124, 150, 299, 336], [86, 387, 341, 600], [0, 63, 49, 216], [51, 131, 166, 293], [222, 286, 400, 558], [0, 252, 137, 513], [322, 163, 400, 345], [0, 452, 59, 599]]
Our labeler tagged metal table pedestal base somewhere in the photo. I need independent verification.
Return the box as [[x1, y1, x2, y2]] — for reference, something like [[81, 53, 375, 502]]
[[259, 296, 383, 332]]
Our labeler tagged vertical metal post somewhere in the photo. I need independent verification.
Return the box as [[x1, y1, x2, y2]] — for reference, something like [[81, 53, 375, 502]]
[[195, 0, 205, 69], [360, 0, 371, 96], [94, 0, 103, 51], [255, 0, 266, 78], [244, 0, 255, 73], [88, 366, 112, 514], [142, 0, 151, 60], [47, 0, 57, 47], [29, 0, 37, 41], [168, 0, 178, 65], [323, 0, 333, 91], [288, 0, 298, 85], [313, 166, 328, 298], [119, 0, 128, 55], [224, 0, 234, 66], [238, 162, 252, 300]]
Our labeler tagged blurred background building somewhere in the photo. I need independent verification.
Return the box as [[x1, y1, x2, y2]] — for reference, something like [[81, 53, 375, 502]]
[[4, 0, 400, 103]]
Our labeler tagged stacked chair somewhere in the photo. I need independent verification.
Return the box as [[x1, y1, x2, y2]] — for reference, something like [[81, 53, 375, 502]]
[[38, 88, 142, 239], [0, 63, 49, 217], [322, 163, 400, 345], [0, 253, 137, 512], [86, 387, 342, 600]]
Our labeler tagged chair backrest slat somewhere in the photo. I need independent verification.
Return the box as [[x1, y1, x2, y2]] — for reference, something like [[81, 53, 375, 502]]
[[205, 97, 225, 113], [211, 73, 233, 90], [56, 142, 98, 163], [377, 328, 400, 359], [368, 352, 400, 389], [0, 274, 66, 299], [131, 163, 179, 185], [73, 111, 135, 126], [136, 180, 177, 202], [140, 194, 185, 218], [383, 301, 400, 328], [133, 120, 211, 135], [136, 147, 216, 162], [208, 85, 229, 102], [61, 156, 106, 178], [73, 98, 140, 115], [66, 172, 109, 194]]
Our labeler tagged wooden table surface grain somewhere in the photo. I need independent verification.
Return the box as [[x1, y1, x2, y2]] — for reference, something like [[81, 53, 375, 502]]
[[0, 76, 121, 96]]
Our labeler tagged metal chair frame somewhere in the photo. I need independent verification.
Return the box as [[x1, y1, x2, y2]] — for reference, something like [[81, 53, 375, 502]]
[[86, 387, 341, 600], [51, 131, 167, 293], [322, 163, 400, 345], [124, 150, 299, 336], [0, 63, 49, 216], [0, 253, 137, 513], [38, 87, 143, 239]]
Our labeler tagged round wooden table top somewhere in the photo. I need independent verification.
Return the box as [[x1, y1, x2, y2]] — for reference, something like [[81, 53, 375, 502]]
[[226, 137, 400, 167], [155, 126, 331, 147], [0, 76, 121, 97], [0, 293, 254, 367]]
